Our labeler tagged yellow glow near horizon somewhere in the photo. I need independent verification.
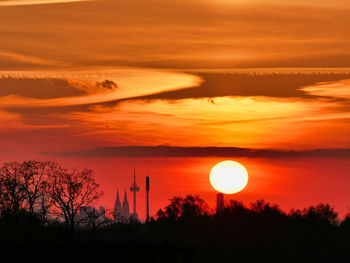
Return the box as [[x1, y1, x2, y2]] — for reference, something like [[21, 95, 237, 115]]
[[209, 160, 248, 194]]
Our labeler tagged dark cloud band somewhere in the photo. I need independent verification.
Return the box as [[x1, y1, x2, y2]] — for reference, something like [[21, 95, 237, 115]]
[[127, 73, 350, 101], [51, 145, 350, 158]]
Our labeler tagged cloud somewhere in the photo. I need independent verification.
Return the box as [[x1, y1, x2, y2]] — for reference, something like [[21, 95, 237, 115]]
[[2, 70, 350, 152], [0, 0, 89, 7], [0, 69, 199, 109], [0, 51, 65, 69], [128, 71, 350, 101], [51, 145, 350, 158], [0, 77, 87, 99], [95, 80, 118, 91], [301, 79, 350, 100], [0, 0, 350, 69]]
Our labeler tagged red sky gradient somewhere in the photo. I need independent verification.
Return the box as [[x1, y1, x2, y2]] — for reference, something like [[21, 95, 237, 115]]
[[50, 157, 350, 219], [1, 0, 350, 219]]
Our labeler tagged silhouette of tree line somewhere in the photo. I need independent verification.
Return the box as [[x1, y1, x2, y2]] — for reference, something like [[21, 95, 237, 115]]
[[1, 160, 350, 262], [0, 160, 102, 232]]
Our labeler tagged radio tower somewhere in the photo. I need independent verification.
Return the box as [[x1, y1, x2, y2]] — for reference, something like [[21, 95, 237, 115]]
[[130, 168, 140, 219]]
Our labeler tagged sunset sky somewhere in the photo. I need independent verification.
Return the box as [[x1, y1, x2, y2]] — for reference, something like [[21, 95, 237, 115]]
[[1, 0, 350, 218]]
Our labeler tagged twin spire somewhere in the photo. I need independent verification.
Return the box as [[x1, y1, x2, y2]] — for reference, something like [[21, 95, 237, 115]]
[[114, 169, 139, 221]]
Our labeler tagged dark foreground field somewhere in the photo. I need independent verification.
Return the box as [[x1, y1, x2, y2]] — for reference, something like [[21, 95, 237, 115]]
[[2, 197, 350, 263]]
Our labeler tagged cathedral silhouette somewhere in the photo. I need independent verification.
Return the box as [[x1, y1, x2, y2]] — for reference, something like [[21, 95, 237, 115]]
[[114, 189, 130, 220], [114, 170, 139, 221]]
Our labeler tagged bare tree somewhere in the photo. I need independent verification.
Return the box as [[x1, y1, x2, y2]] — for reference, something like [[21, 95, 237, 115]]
[[46, 166, 103, 232], [0, 162, 27, 220], [0, 161, 57, 223], [21, 161, 55, 219]]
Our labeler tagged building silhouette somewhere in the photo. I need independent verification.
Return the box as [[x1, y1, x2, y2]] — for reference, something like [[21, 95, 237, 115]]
[[114, 188, 130, 221], [77, 206, 106, 227], [217, 193, 224, 213], [122, 189, 130, 219], [113, 170, 140, 222], [114, 189, 122, 221]]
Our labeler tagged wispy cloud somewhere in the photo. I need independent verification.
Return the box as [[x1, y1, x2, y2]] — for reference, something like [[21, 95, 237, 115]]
[[301, 79, 350, 99], [0, 0, 350, 69], [1, 70, 350, 152], [0, 51, 65, 67], [0, 69, 200, 108], [129, 70, 350, 101], [0, 0, 89, 7]]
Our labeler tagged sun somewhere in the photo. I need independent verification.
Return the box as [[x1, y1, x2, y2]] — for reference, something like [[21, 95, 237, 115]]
[[209, 160, 248, 194]]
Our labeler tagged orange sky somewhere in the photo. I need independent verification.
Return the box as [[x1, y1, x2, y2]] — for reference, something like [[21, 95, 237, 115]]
[[1, 0, 350, 218]]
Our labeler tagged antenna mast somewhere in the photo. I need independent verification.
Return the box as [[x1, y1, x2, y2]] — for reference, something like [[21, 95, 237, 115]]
[[146, 176, 150, 223]]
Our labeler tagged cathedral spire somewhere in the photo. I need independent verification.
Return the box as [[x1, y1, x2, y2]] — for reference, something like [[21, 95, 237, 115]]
[[122, 189, 130, 219], [116, 189, 120, 203], [124, 189, 128, 202], [114, 188, 121, 221]]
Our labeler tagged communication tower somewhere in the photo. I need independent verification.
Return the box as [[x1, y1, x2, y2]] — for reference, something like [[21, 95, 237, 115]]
[[130, 168, 140, 219]]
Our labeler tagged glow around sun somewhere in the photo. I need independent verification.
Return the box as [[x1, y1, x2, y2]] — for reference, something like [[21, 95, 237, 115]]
[[209, 160, 248, 194]]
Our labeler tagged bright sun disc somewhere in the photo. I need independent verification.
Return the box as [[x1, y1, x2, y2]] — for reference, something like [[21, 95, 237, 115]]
[[209, 160, 248, 194]]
